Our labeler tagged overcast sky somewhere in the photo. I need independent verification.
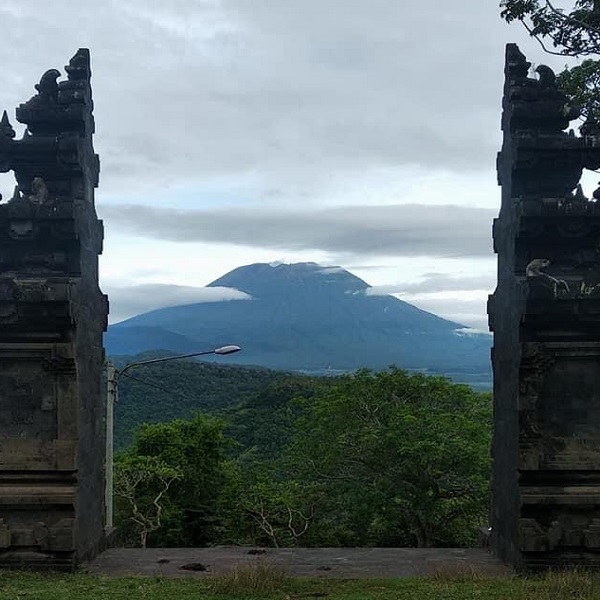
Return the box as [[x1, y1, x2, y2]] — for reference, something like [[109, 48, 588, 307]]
[[0, 1, 578, 328]]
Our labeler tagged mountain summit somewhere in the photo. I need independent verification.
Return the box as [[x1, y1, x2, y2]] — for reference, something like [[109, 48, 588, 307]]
[[106, 262, 491, 386], [209, 262, 369, 297]]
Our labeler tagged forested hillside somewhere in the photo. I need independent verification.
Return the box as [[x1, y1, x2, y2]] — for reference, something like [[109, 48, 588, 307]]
[[114, 355, 313, 448], [114, 366, 492, 549]]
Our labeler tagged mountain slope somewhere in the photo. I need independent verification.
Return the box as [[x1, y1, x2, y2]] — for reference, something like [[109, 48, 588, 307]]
[[106, 262, 491, 385], [114, 357, 289, 449]]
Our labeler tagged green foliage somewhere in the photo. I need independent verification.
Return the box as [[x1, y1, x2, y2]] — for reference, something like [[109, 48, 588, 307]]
[[282, 369, 492, 547], [115, 413, 234, 547], [115, 364, 491, 549], [222, 369, 491, 548], [115, 358, 285, 449], [225, 375, 324, 462], [237, 470, 320, 547], [501, 0, 600, 57], [557, 59, 600, 120]]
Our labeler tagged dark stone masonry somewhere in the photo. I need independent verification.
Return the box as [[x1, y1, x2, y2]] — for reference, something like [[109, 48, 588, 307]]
[[490, 44, 600, 569], [0, 49, 108, 569]]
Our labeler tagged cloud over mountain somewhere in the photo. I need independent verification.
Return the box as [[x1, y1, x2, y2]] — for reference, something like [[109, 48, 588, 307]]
[[107, 284, 251, 323], [101, 203, 495, 259], [366, 273, 496, 295]]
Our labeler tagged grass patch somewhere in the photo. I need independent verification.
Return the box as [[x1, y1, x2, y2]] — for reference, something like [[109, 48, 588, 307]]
[[0, 570, 600, 599], [429, 562, 487, 583], [524, 570, 597, 600], [209, 561, 290, 596]]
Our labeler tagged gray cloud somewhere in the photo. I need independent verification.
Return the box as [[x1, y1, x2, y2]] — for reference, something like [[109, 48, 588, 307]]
[[365, 273, 495, 329], [366, 273, 496, 296], [407, 296, 490, 331], [100, 203, 496, 258], [316, 265, 348, 274], [106, 283, 251, 323], [0, 0, 527, 336], [0, 0, 538, 196]]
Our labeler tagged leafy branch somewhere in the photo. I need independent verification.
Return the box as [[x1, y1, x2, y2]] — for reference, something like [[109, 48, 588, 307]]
[[501, 0, 600, 56]]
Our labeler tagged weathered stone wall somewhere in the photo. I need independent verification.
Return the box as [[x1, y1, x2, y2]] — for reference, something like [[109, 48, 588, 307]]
[[0, 49, 108, 569], [491, 44, 600, 569]]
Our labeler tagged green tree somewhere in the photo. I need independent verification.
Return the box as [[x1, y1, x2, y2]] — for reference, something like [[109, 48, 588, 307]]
[[226, 376, 323, 463], [114, 358, 285, 449], [285, 369, 491, 547], [235, 466, 320, 547], [117, 413, 233, 546]]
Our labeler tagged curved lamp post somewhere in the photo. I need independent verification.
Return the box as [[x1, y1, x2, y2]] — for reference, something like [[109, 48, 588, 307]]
[[105, 345, 242, 530], [117, 345, 242, 379]]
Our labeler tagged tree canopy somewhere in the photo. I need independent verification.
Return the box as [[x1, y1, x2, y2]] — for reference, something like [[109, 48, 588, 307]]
[[501, 1, 600, 56], [115, 413, 234, 546], [283, 369, 491, 547], [114, 368, 492, 548]]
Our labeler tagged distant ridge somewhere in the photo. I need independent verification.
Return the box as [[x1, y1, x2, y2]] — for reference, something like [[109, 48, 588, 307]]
[[106, 262, 491, 387]]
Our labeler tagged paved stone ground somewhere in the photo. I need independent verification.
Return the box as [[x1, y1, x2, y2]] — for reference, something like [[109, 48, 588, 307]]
[[87, 547, 511, 579]]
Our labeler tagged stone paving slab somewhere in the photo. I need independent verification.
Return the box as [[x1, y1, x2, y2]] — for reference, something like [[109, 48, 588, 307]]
[[87, 547, 511, 579]]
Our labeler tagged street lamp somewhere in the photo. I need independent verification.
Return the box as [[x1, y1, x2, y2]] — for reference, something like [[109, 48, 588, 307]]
[[116, 345, 241, 380], [104, 345, 242, 531]]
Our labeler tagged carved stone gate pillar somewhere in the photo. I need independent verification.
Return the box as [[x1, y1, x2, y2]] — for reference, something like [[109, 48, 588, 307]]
[[491, 44, 600, 569], [0, 49, 108, 569]]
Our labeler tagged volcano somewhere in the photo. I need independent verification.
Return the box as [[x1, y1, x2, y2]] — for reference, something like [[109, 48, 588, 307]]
[[105, 262, 491, 387]]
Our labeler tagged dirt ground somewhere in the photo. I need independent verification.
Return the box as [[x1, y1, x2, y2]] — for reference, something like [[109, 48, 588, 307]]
[[87, 547, 510, 579]]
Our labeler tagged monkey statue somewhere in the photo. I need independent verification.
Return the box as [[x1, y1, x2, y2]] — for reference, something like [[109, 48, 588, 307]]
[[525, 258, 570, 296], [28, 177, 48, 205]]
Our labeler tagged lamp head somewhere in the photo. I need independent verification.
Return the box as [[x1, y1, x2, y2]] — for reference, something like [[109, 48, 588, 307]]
[[214, 345, 242, 355]]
